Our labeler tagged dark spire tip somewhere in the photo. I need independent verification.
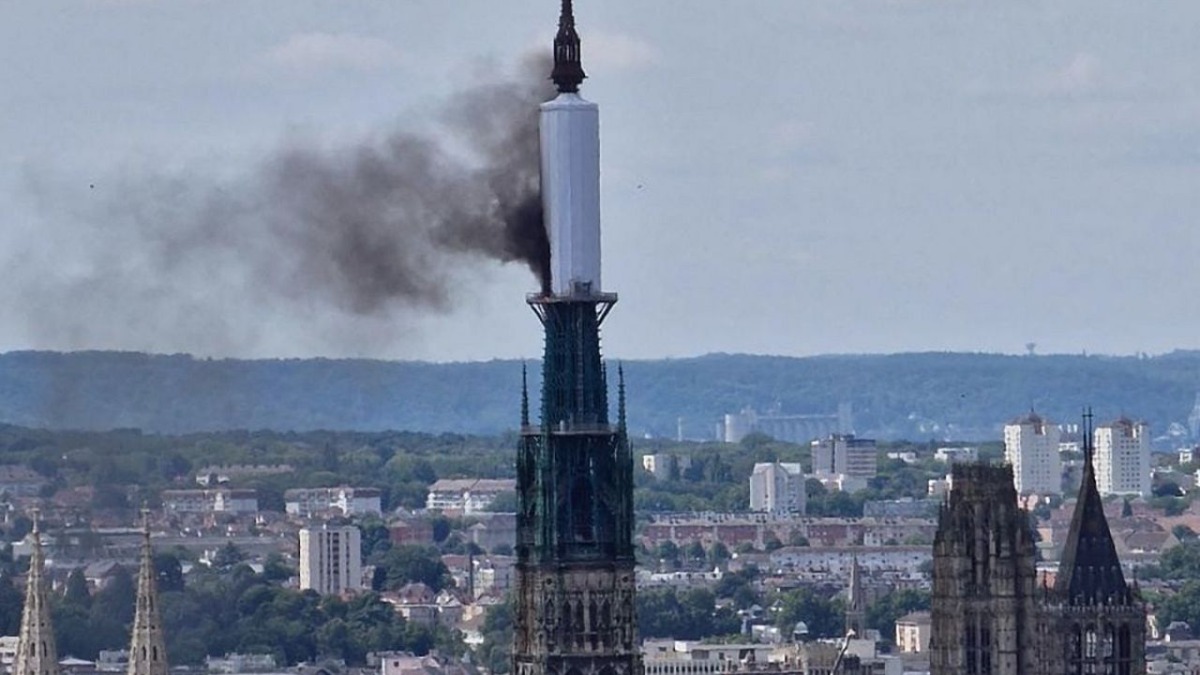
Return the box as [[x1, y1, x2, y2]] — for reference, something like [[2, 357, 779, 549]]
[[551, 0, 586, 93]]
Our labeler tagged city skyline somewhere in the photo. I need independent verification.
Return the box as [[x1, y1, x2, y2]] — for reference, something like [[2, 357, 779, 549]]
[[1, 1, 1197, 362]]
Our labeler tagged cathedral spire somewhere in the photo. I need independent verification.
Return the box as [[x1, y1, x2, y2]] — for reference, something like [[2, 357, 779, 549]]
[[14, 515, 57, 675], [1055, 408, 1131, 605], [127, 513, 168, 675], [551, 0, 586, 93]]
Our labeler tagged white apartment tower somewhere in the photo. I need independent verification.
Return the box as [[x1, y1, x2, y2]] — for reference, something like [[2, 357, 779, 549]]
[[299, 525, 363, 596], [749, 462, 806, 515], [811, 434, 878, 478], [1003, 411, 1062, 496], [1094, 417, 1151, 497]]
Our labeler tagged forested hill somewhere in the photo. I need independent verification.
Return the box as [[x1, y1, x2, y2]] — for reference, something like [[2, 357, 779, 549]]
[[1, 350, 1200, 441]]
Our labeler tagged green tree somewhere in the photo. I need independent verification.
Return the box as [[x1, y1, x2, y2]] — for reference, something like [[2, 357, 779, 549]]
[[655, 541, 681, 567], [708, 542, 731, 565], [154, 552, 186, 592], [866, 589, 931, 642], [637, 587, 739, 640], [1174, 525, 1198, 542], [359, 520, 393, 559], [374, 546, 452, 592], [773, 587, 843, 638], [478, 598, 513, 674], [91, 564, 136, 626], [63, 568, 92, 608], [211, 543, 247, 571], [0, 572, 23, 635]]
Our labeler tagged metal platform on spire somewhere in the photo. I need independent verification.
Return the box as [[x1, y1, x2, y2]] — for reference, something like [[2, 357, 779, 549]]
[[526, 289, 617, 325]]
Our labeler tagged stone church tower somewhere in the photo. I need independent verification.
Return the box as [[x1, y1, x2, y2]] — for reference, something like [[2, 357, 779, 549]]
[[127, 520, 168, 675], [929, 464, 1041, 675], [510, 4, 640, 675], [14, 520, 57, 675], [930, 412, 1146, 675], [1039, 412, 1146, 675]]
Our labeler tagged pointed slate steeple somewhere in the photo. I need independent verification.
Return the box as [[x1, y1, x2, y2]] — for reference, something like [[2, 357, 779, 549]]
[[14, 517, 57, 675], [1056, 409, 1132, 605], [845, 555, 866, 638], [127, 515, 168, 675]]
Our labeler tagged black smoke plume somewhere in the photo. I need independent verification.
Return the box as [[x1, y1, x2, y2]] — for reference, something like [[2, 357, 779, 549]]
[[9, 55, 554, 356], [254, 53, 554, 310]]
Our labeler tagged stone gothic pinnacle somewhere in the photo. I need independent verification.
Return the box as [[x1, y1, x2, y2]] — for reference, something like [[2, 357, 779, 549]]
[[14, 517, 57, 675], [551, 0, 586, 93], [126, 516, 168, 675]]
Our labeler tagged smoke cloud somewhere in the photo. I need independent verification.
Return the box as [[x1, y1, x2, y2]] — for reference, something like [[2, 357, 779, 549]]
[[6, 55, 554, 356]]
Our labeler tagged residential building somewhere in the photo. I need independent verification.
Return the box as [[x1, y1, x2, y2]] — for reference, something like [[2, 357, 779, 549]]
[[204, 654, 277, 674], [1004, 411, 1063, 496], [749, 463, 806, 515], [388, 517, 434, 546], [934, 447, 978, 464], [299, 525, 363, 595], [161, 489, 259, 514], [895, 611, 931, 654], [811, 434, 877, 479], [194, 464, 293, 486], [1095, 418, 1152, 497], [642, 640, 775, 675], [467, 513, 516, 552], [424, 479, 516, 515], [769, 545, 930, 578], [0, 465, 46, 498], [641, 453, 692, 480], [285, 487, 381, 517]]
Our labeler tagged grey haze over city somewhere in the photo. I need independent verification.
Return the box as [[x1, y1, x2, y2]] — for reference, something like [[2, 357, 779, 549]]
[[1, 1, 1197, 362]]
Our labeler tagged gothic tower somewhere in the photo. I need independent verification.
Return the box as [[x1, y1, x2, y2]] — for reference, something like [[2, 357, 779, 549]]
[[127, 519, 168, 675], [14, 519, 57, 675], [1040, 411, 1146, 675], [844, 555, 866, 638], [929, 464, 1040, 675], [512, 3, 640, 675]]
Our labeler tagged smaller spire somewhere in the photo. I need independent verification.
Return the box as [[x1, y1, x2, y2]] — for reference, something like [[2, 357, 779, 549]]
[[127, 511, 168, 675], [1082, 406, 1095, 469], [520, 363, 530, 427], [845, 555, 866, 637], [551, 0, 586, 93], [617, 364, 627, 431], [15, 510, 58, 675]]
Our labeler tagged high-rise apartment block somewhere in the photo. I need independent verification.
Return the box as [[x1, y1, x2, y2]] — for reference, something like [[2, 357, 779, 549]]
[[1094, 418, 1151, 497], [1003, 411, 1062, 496], [811, 434, 877, 478], [749, 462, 806, 515], [299, 525, 363, 596]]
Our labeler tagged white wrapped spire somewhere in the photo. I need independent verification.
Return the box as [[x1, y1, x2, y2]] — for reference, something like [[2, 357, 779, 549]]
[[541, 92, 601, 297]]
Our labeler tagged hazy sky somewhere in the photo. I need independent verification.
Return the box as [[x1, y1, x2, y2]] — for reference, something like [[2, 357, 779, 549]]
[[1, 1, 1197, 361]]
